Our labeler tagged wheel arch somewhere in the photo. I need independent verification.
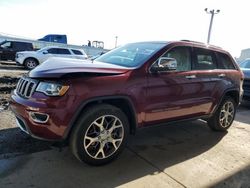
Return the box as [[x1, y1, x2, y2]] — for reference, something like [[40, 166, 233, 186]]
[[211, 88, 240, 115], [64, 96, 138, 140], [24, 57, 39, 64]]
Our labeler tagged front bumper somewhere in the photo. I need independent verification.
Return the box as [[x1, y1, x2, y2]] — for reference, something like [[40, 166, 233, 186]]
[[15, 56, 25, 66], [10, 90, 75, 141]]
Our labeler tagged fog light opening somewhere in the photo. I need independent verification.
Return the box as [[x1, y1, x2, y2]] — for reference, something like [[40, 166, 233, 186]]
[[29, 112, 49, 123]]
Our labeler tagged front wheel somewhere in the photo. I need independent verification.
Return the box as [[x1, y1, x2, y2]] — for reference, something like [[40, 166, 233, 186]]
[[208, 97, 236, 131], [70, 104, 129, 166]]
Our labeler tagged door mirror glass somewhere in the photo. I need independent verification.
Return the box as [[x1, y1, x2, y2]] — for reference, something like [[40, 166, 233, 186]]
[[151, 57, 177, 72], [42, 50, 48, 54]]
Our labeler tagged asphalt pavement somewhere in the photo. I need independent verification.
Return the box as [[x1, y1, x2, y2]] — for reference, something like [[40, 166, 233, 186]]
[[0, 106, 249, 188]]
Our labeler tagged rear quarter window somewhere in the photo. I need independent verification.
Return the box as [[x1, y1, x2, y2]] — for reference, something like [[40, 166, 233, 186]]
[[217, 53, 236, 69], [72, 49, 83, 55]]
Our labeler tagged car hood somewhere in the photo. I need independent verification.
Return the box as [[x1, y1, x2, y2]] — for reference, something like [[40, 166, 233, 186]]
[[29, 57, 131, 78], [241, 68, 250, 79], [18, 51, 37, 55]]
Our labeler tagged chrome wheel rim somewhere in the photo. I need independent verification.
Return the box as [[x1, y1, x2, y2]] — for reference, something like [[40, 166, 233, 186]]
[[27, 60, 36, 69], [219, 101, 234, 128], [84, 115, 124, 159]]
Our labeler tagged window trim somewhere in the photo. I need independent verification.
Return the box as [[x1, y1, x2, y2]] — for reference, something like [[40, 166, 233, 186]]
[[215, 52, 237, 70]]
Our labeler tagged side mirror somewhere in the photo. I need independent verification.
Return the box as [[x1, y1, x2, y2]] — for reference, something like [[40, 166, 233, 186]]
[[151, 57, 177, 72], [42, 50, 48, 54]]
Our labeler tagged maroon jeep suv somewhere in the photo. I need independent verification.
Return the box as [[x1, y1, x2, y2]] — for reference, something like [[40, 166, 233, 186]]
[[10, 40, 244, 165]]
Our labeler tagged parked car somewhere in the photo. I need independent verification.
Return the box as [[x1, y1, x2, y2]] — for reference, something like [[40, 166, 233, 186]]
[[10, 40, 243, 165], [239, 59, 250, 100], [38, 34, 67, 44], [0, 40, 33, 61], [16, 46, 88, 69]]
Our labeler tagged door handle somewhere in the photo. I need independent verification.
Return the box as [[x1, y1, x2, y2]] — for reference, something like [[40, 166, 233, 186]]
[[218, 74, 225, 78], [185, 75, 196, 79]]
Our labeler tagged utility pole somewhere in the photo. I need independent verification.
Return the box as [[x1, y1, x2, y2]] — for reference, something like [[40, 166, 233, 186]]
[[115, 36, 118, 48], [204, 8, 220, 44]]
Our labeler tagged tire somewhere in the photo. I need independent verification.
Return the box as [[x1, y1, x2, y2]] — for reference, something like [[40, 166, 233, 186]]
[[24, 58, 38, 70], [207, 96, 236, 131], [70, 104, 129, 166]]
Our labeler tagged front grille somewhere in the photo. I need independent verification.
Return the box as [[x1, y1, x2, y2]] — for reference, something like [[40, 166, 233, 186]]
[[16, 77, 38, 98]]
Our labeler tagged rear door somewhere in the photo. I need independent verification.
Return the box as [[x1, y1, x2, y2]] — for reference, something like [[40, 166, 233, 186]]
[[192, 47, 222, 114], [56, 48, 72, 58]]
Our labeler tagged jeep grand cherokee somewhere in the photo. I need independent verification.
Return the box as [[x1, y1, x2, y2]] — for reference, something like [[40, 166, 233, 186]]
[[10, 40, 244, 165]]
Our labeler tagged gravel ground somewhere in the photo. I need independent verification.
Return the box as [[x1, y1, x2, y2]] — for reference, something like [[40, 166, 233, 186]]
[[0, 63, 52, 159]]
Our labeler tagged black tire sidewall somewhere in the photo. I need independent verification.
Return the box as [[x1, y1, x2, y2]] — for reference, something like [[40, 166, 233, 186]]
[[71, 105, 129, 165], [211, 97, 236, 131], [24, 58, 38, 70]]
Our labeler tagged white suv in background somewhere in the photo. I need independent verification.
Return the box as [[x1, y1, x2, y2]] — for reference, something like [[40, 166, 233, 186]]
[[16, 46, 88, 69]]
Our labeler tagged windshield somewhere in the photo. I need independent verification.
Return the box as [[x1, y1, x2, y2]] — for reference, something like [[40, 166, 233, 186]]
[[240, 60, 250, 69], [37, 48, 47, 52], [95, 42, 166, 67]]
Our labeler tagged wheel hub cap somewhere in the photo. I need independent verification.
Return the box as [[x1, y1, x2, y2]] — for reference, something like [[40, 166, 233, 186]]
[[219, 101, 234, 128], [83, 115, 124, 159]]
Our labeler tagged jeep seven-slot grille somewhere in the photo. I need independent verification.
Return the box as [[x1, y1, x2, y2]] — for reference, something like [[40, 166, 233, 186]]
[[16, 77, 38, 98]]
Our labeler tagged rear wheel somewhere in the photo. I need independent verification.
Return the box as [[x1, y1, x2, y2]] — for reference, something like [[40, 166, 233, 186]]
[[70, 104, 129, 166], [24, 58, 38, 70], [208, 97, 236, 131]]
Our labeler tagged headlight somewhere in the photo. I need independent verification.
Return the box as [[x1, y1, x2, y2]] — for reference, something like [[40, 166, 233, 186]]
[[17, 53, 24, 58], [36, 82, 69, 96]]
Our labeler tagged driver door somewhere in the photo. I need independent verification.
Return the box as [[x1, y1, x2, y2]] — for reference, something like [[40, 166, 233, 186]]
[[145, 46, 211, 124]]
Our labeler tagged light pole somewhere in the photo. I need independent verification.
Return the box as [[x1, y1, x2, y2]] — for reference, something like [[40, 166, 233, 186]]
[[115, 36, 118, 48], [204, 8, 220, 44]]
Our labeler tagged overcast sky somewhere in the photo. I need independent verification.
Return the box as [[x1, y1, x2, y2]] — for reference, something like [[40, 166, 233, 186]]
[[0, 0, 249, 57]]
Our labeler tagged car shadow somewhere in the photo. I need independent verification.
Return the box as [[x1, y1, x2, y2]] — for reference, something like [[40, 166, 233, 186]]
[[211, 164, 250, 187], [0, 127, 52, 160], [0, 120, 228, 187]]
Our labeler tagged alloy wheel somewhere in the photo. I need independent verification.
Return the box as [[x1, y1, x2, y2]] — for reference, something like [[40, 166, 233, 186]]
[[219, 101, 235, 128], [83, 115, 124, 159], [26, 60, 37, 69]]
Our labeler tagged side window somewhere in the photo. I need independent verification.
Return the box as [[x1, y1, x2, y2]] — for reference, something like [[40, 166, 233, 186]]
[[72, 49, 83, 55], [14, 42, 23, 50], [1, 42, 12, 49], [56, 48, 71, 55], [47, 48, 57, 54], [193, 48, 217, 70], [155, 46, 191, 71], [217, 53, 236, 69]]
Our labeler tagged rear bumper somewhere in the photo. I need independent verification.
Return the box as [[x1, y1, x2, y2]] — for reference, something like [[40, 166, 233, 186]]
[[243, 79, 250, 100], [243, 90, 250, 100]]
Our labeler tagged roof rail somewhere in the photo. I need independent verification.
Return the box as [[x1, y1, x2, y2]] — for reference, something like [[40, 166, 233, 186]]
[[181, 40, 222, 49], [180, 40, 205, 44], [208, 44, 222, 49]]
